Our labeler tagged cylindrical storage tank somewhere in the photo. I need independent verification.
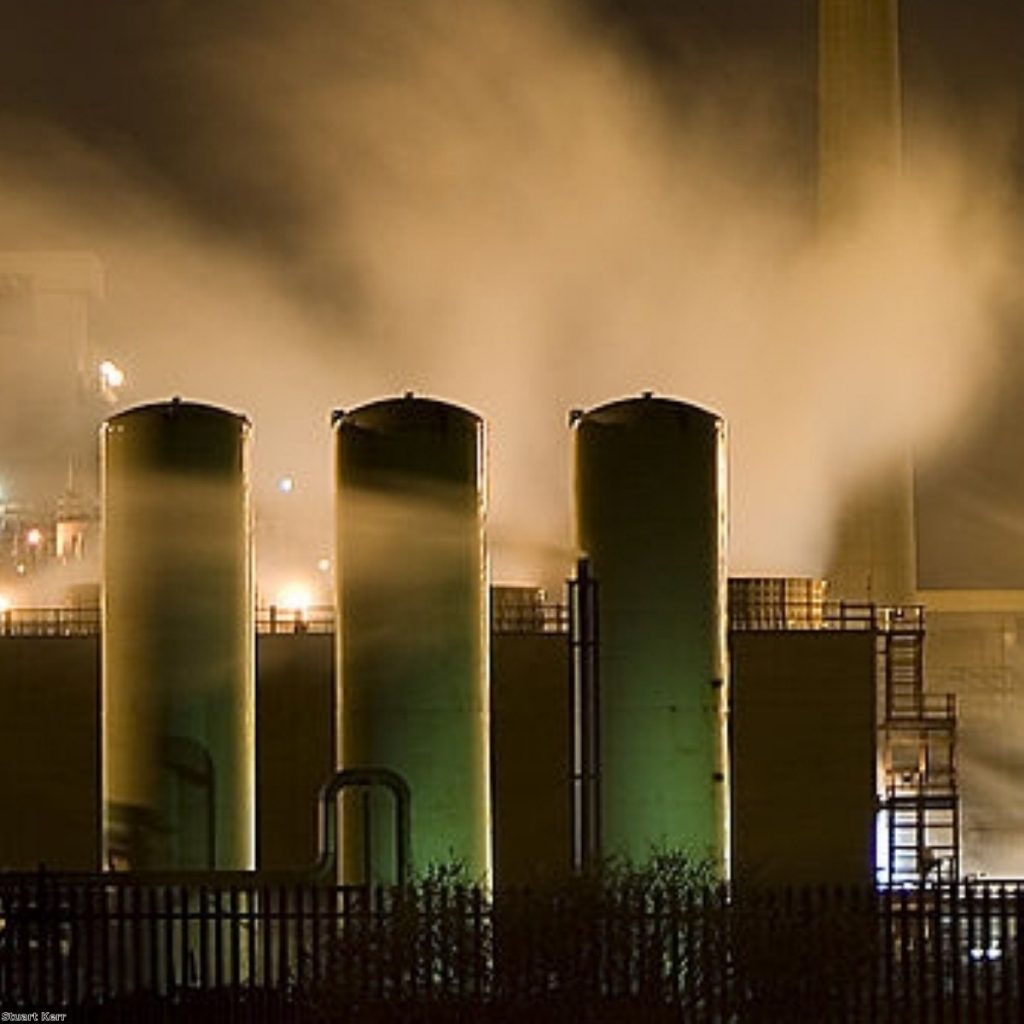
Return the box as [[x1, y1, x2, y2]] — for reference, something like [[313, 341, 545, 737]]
[[334, 396, 490, 884], [572, 394, 729, 873], [102, 399, 254, 871]]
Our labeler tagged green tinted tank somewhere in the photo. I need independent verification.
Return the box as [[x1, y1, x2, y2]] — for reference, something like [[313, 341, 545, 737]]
[[334, 396, 490, 884], [102, 399, 254, 870], [573, 394, 729, 874]]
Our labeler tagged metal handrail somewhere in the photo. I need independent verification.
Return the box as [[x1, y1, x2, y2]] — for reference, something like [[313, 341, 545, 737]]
[[729, 600, 926, 632], [491, 602, 569, 635], [0, 606, 337, 638], [0, 607, 100, 637], [256, 605, 334, 635]]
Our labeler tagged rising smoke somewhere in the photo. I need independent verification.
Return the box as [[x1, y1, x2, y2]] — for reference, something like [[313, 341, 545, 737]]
[[0, 0, 1016, 597]]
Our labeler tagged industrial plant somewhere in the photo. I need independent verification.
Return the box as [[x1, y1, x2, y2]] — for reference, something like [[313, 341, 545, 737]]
[[0, 0, 1013, 895], [1, 0, 1023, 1017], [0, 387, 969, 890]]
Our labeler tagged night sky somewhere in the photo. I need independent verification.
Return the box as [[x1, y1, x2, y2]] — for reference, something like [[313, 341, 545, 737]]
[[1, 0, 1023, 587], [2, 2, 1020, 283]]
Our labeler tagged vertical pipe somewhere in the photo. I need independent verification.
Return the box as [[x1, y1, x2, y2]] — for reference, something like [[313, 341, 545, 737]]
[[570, 557, 601, 871]]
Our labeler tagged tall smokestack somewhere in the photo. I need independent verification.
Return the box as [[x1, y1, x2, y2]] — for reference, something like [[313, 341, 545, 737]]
[[818, 0, 902, 220], [820, 0, 916, 604]]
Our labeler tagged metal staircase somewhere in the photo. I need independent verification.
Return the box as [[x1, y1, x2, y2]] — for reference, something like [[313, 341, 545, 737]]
[[878, 612, 959, 884]]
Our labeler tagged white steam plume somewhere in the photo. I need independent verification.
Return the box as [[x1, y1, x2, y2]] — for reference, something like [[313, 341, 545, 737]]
[[0, 0, 1016, 595]]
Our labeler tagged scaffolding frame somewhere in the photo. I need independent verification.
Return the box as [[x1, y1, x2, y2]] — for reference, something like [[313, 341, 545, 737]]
[[878, 616, 960, 885]]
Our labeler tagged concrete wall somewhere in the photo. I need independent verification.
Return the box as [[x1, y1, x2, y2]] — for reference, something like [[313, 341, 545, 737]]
[[730, 630, 877, 885], [491, 632, 570, 885], [923, 606, 1024, 878], [0, 632, 337, 874], [255, 633, 335, 871], [0, 637, 100, 870]]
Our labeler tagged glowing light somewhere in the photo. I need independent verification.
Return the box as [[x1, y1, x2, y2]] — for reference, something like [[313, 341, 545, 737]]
[[278, 477, 295, 494], [15, 563, 25, 576], [317, 558, 330, 573], [875, 807, 891, 886], [278, 583, 312, 614], [0, 595, 10, 613], [25, 528, 42, 548], [98, 360, 125, 390], [969, 946, 1002, 962]]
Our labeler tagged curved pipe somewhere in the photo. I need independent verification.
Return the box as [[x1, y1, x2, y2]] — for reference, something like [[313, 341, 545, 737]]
[[95, 767, 412, 887], [314, 767, 412, 886]]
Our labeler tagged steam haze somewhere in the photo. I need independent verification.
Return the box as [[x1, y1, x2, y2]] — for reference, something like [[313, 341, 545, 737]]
[[0, 0, 1018, 594]]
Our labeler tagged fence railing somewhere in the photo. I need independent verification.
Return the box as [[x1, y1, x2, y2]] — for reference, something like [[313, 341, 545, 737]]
[[729, 601, 925, 633], [0, 606, 100, 637], [0, 601, 926, 640], [0, 607, 338, 638], [255, 606, 334, 636], [491, 602, 569, 635], [1, 875, 1022, 1020]]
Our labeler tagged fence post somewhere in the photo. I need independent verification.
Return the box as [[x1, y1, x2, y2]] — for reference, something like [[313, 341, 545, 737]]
[[982, 884, 994, 1015], [951, 881, 962, 1024], [472, 886, 484, 1001], [1015, 886, 1024, 1021], [932, 882, 945, 1024], [966, 883, 977, 1020]]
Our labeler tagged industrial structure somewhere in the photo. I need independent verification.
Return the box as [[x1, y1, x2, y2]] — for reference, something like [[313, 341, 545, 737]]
[[333, 396, 491, 885], [730, 580, 878, 885], [876, 606, 959, 883], [490, 585, 570, 884], [102, 400, 255, 871], [4, 2, 1024, 919], [729, 579, 960, 886], [820, 0, 1023, 882], [819, 0, 918, 607], [909, 593, 1024, 879], [0, 3, 983, 894], [818, 0, 902, 221], [0, 251, 108, 600], [0, 383, 978, 890], [571, 395, 729, 873]]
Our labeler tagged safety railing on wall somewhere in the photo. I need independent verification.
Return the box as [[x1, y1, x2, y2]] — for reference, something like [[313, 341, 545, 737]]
[[1, 875, 1022, 1020], [729, 600, 926, 633], [0, 607, 338, 638], [255, 607, 335, 636], [0, 607, 100, 637], [490, 602, 569, 635]]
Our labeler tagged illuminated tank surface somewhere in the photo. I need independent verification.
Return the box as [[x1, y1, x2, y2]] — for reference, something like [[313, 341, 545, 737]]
[[573, 394, 729, 873], [102, 399, 254, 870], [334, 395, 490, 884]]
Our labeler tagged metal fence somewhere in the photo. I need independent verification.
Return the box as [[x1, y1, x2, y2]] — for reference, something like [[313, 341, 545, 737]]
[[491, 601, 569, 635], [0, 606, 338, 638], [728, 598, 926, 633], [0, 874, 1022, 1021], [0, 606, 100, 637], [255, 605, 334, 635]]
